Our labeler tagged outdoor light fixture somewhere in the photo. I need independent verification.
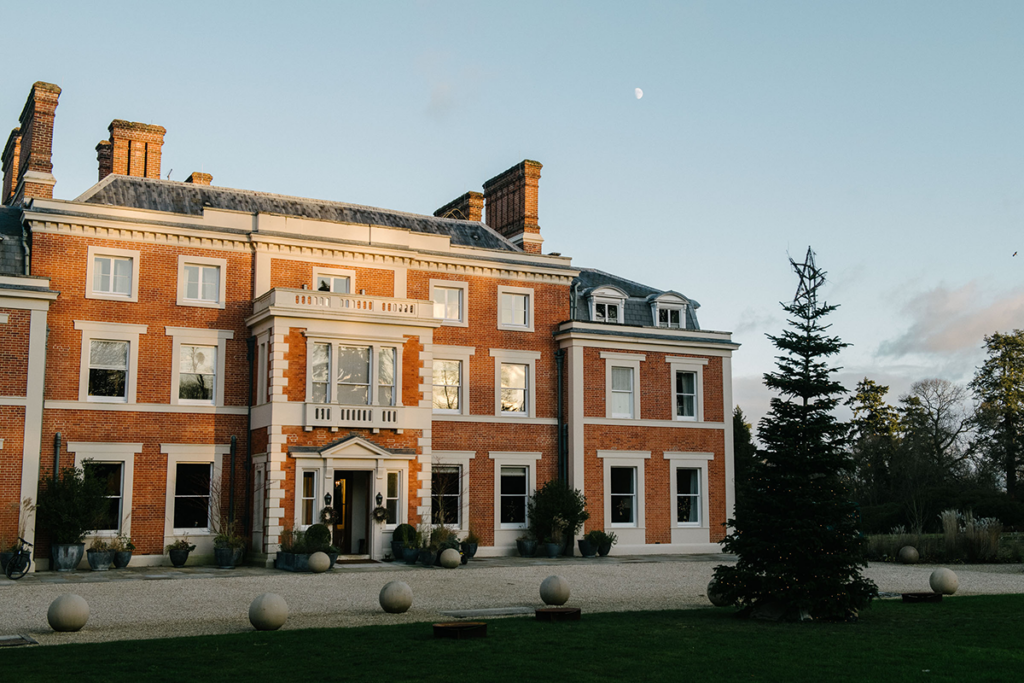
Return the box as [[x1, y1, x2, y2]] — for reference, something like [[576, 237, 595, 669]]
[[376, 492, 383, 506], [324, 492, 332, 507]]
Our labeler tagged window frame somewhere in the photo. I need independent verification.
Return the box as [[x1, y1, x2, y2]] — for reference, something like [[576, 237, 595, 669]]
[[304, 334, 405, 408], [430, 464, 463, 528], [75, 320, 147, 404], [666, 452, 714, 531], [496, 285, 535, 332], [489, 348, 541, 418], [431, 345, 475, 416], [176, 255, 227, 309], [431, 451, 475, 532], [166, 327, 234, 407], [489, 452, 541, 532], [162, 443, 228, 539], [597, 450, 650, 532], [86, 246, 140, 302], [69, 442, 142, 538], [429, 279, 469, 327], [298, 468, 319, 529], [384, 470, 403, 529], [313, 267, 356, 294], [666, 356, 707, 422], [601, 352, 644, 420]]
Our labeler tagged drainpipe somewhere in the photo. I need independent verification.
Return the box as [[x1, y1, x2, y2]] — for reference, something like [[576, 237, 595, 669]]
[[228, 435, 237, 528], [555, 349, 566, 483], [243, 337, 255, 538], [53, 432, 61, 481]]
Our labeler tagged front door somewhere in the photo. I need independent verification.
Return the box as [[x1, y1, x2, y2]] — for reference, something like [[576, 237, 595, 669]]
[[333, 471, 370, 554]]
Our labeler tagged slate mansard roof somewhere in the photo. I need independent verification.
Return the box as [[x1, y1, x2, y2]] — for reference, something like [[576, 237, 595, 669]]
[[78, 175, 521, 253], [0, 206, 25, 276], [573, 267, 701, 330]]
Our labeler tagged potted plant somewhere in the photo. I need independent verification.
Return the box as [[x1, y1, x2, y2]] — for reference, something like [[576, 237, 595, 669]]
[[586, 529, 617, 557], [516, 533, 537, 557], [543, 537, 561, 558], [213, 529, 246, 569], [276, 527, 308, 572], [305, 523, 336, 569], [86, 537, 114, 570], [527, 480, 589, 558], [111, 533, 134, 568], [461, 526, 480, 559], [392, 523, 416, 560], [402, 529, 421, 564], [418, 525, 439, 567], [36, 465, 108, 572], [431, 525, 461, 566], [166, 538, 196, 567], [578, 533, 597, 558]]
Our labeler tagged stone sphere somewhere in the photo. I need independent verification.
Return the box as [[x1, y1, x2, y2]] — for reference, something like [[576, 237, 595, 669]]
[[707, 580, 731, 607], [930, 568, 959, 595], [249, 593, 288, 631], [540, 575, 570, 606], [48, 593, 89, 632], [440, 548, 461, 568], [898, 546, 919, 564], [379, 580, 413, 614], [308, 551, 331, 573]]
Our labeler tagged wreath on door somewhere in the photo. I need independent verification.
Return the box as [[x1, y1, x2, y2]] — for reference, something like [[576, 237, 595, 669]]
[[319, 506, 337, 526], [372, 506, 389, 523]]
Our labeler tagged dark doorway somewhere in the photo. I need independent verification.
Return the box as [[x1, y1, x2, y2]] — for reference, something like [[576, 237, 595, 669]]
[[332, 470, 371, 554]]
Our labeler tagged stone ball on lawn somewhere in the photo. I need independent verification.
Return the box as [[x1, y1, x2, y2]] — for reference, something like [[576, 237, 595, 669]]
[[308, 551, 331, 573], [897, 546, 919, 564], [707, 580, 731, 607], [930, 568, 959, 595], [440, 548, 461, 568], [249, 593, 288, 631], [48, 593, 89, 632], [540, 575, 570, 606], [379, 580, 413, 614]]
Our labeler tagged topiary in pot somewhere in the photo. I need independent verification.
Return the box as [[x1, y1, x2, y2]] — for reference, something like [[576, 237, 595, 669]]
[[36, 465, 108, 572], [527, 480, 589, 556]]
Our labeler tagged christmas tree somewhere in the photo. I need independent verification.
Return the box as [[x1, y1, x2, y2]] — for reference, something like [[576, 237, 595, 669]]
[[714, 248, 877, 620]]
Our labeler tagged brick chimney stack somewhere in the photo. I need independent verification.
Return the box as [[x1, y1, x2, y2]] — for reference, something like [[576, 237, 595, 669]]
[[185, 172, 212, 186], [482, 160, 543, 253], [97, 120, 166, 181], [1, 82, 61, 205], [434, 191, 483, 222]]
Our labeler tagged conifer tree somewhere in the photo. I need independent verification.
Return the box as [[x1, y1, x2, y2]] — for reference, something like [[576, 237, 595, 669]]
[[970, 330, 1024, 500], [714, 248, 877, 620]]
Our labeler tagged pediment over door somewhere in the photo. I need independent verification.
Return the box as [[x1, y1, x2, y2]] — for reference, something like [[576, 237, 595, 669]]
[[289, 434, 417, 461]]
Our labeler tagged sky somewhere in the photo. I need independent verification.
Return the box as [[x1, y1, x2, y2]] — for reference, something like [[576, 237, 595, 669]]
[[5, 0, 1023, 432]]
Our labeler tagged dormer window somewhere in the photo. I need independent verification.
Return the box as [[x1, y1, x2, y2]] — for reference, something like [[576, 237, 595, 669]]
[[588, 286, 627, 325], [649, 292, 689, 329]]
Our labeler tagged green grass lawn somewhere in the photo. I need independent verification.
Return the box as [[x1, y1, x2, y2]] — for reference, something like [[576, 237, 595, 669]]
[[3, 595, 1023, 682]]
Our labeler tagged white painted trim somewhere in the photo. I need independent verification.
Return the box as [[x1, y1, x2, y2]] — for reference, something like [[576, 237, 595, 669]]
[[666, 453, 713, 530], [0, 313, 8, 323], [17, 308, 51, 565], [489, 451, 541, 533], [603, 354, 642, 419], [496, 285, 535, 332], [74, 320, 148, 404], [430, 414, 557, 425], [165, 327, 234, 406], [161, 443, 229, 541], [723, 355, 736, 526], [489, 348, 541, 418], [596, 450, 650, 536], [430, 344, 475, 416], [68, 442, 143, 538], [430, 451, 476, 532], [85, 245, 140, 302], [0, 397, 26, 406], [176, 254, 227, 309], [303, 336, 404, 408], [429, 279, 469, 327], [583, 417, 725, 429], [666, 357, 705, 422], [44, 400, 248, 415]]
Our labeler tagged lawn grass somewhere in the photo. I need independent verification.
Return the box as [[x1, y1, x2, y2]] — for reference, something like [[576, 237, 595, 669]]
[[2, 595, 1023, 682]]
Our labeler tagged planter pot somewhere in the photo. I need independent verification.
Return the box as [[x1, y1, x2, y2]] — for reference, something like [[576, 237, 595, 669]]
[[598, 542, 612, 557], [326, 551, 338, 569], [214, 546, 238, 569], [113, 550, 133, 568], [578, 539, 596, 558], [52, 543, 85, 572], [86, 549, 113, 571], [402, 547, 419, 564], [293, 553, 311, 572], [563, 539, 574, 557], [168, 549, 191, 567], [516, 539, 537, 557], [544, 542, 561, 558], [275, 551, 294, 571], [418, 549, 437, 567], [460, 542, 478, 559], [391, 541, 404, 561]]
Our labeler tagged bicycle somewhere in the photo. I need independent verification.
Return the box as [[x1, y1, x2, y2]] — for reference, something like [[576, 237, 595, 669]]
[[4, 537, 32, 580]]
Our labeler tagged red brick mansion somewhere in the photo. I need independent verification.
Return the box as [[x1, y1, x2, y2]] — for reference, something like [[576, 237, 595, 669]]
[[0, 82, 738, 569]]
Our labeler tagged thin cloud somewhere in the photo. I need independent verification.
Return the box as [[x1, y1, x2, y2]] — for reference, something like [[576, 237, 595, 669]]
[[878, 282, 1024, 358]]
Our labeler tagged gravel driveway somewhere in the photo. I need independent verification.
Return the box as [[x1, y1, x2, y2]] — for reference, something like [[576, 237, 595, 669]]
[[1, 556, 1021, 646]]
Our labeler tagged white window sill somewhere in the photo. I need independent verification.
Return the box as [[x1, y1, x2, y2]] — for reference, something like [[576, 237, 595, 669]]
[[179, 299, 223, 309], [88, 396, 129, 404]]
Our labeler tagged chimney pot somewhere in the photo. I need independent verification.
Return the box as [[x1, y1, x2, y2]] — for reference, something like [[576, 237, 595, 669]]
[[434, 191, 484, 222], [4, 82, 61, 205]]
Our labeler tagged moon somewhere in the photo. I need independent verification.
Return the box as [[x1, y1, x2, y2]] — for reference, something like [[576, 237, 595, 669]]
[[635, 88, 643, 100]]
